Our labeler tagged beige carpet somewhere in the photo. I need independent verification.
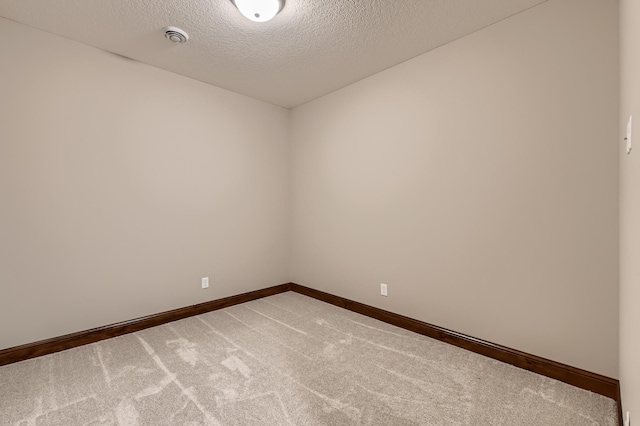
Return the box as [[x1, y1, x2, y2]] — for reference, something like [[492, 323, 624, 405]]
[[0, 292, 618, 425]]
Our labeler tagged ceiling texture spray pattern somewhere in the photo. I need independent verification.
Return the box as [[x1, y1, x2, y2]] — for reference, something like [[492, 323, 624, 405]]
[[0, 0, 547, 108]]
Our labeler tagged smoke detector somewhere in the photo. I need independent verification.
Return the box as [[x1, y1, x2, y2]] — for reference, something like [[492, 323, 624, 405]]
[[163, 27, 189, 44]]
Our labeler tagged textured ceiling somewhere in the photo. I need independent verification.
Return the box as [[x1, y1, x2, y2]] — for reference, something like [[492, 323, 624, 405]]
[[0, 0, 548, 108]]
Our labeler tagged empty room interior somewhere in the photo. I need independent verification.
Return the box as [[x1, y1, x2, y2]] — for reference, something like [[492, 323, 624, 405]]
[[1, 0, 639, 424]]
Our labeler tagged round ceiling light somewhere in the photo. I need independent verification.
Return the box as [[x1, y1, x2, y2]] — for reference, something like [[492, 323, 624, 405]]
[[232, 0, 285, 23]]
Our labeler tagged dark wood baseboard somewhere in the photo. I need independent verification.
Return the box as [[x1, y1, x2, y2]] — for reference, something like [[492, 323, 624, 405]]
[[0, 280, 621, 419], [288, 283, 620, 402], [617, 383, 624, 426], [0, 283, 290, 367]]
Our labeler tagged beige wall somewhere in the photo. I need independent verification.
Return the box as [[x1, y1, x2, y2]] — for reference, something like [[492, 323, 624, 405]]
[[0, 18, 290, 350], [290, 0, 619, 377], [0, 0, 622, 383], [620, 0, 639, 416]]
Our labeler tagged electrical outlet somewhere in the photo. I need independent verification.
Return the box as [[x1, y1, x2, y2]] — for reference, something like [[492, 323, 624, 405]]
[[627, 115, 633, 155], [625, 411, 630, 426], [201, 277, 209, 289], [380, 283, 388, 297]]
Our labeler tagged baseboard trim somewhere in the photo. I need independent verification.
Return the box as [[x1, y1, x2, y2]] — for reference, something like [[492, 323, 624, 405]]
[[0, 283, 290, 367], [288, 283, 620, 402], [0, 281, 621, 411], [617, 383, 623, 426]]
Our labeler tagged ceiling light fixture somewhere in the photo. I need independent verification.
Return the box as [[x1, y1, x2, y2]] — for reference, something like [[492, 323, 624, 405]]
[[231, 0, 285, 23]]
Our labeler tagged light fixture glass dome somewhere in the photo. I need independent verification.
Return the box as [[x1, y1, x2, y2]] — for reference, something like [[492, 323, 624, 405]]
[[233, 0, 284, 23]]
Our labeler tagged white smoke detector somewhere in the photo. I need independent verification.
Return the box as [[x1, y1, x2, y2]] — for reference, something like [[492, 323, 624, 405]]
[[163, 26, 189, 44]]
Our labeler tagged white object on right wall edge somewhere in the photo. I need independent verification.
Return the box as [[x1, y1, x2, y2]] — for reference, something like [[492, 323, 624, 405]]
[[626, 115, 633, 154]]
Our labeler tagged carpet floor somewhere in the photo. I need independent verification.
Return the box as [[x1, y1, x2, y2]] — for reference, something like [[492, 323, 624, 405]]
[[0, 291, 618, 425]]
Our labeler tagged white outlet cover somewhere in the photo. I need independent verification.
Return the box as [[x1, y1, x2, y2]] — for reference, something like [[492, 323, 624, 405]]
[[202, 277, 209, 289], [627, 115, 632, 154], [381, 283, 388, 296]]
